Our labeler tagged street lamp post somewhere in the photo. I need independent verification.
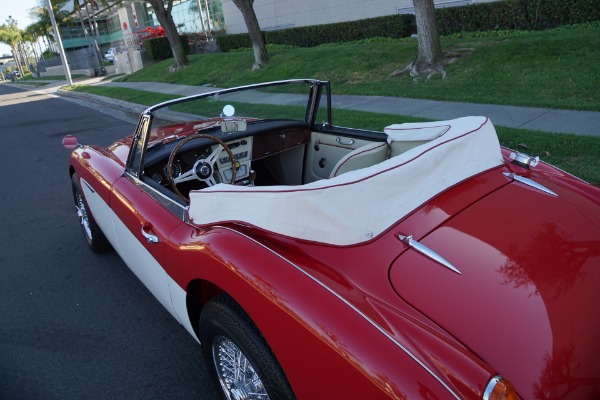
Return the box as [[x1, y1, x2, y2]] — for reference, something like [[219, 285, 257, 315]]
[[45, 0, 73, 86]]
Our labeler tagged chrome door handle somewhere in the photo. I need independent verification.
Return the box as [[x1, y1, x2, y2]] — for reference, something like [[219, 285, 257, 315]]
[[336, 137, 354, 145], [141, 224, 159, 244]]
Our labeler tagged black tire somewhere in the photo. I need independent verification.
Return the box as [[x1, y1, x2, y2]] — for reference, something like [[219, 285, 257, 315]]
[[200, 294, 295, 400], [71, 173, 112, 253]]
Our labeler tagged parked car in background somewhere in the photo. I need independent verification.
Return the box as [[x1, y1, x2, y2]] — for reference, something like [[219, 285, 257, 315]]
[[7, 71, 19, 81], [104, 48, 116, 62], [63, 79, 600, 399]]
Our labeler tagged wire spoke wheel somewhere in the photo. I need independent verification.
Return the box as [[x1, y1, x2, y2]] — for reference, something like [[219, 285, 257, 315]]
[[71, 173, 111, 253], [213, 335, 268, 400], [200, 295, 295, 400], [75, 191, 93, 242]]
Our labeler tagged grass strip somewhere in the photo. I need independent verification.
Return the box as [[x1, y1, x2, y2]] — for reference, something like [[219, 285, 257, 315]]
[[68, 85, 600, 185], [117, 24, 600, 111]]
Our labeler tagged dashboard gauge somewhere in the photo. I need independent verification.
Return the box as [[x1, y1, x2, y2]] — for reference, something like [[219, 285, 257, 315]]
[[151, 173, 162, 184], [163, 163, 181, 179]]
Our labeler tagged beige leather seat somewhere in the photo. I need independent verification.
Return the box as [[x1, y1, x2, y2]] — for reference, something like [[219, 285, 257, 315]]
[[329, 141, 389, 178], [385, 125, 448, 158]]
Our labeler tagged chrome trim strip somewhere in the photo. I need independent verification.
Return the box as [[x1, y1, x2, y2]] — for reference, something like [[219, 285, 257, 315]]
[[215, 226, 461, 400], [397, 235, 461, 275], [503, 172, 558, 197], [145, 79, 325, 114], [125, 172, 189, 221], [539, 160, 589, 184], [81, 179, 95, 193]]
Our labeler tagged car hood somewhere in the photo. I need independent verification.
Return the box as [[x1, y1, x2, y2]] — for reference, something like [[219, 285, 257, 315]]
[[389, 177, 600, 399]]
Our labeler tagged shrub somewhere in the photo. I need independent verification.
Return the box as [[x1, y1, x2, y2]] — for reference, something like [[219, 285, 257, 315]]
[[216, 32, 253, 52], [266, 14, 414, 47], [436, 0, 600, 34], [216, 0, 599, 51], [143, 34, 190, 61], [217, 14, 414, 52]]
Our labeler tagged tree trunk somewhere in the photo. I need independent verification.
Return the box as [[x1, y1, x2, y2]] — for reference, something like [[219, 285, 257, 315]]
[[84, 1, 103, 69], [414, 0, 442, 65], [18, 42, 28, 74], [147, 0, 188, 69], [231, 0, 269, 70], [11, 45, 25, 76], [76, 3, 102, 70], [392, 0, 446, 80]]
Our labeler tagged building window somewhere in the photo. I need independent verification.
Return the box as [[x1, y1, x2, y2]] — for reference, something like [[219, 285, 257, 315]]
[[149, 0, 225, 34]]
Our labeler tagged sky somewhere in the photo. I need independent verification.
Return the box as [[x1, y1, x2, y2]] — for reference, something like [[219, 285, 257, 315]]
[[0, 0, 41, 56]]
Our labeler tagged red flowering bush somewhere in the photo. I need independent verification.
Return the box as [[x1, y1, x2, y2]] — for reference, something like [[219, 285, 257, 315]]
[[143, 26, 166, 39]]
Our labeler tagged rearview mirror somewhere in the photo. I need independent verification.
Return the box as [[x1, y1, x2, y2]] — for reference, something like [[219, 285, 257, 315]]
[[62, 135, 79, 150], [221, 119, 247, 133]]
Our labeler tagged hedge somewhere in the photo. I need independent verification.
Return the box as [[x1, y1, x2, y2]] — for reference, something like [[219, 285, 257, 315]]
[[143, 34, 190, 61], [216, 0, 599, 51], [266, 14, 415, 47], [217, 14, 415, 51], [436, 0, 600, 34]]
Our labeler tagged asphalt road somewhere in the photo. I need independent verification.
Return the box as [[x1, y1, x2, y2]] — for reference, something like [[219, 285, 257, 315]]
[[0, 84, 219, 400]]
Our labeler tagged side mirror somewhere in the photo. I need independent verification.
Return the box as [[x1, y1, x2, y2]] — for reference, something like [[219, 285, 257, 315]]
[[62, 135, 79, 150]]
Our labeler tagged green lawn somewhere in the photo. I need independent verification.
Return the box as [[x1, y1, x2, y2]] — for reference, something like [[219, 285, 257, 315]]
[[118, 23, 600, 111], [66, 23, 600, 185], [68, 84, 600, 185]]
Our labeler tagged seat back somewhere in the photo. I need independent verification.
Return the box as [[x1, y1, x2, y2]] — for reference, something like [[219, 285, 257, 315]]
[[329, 141, 389, 178], [385, 125, 448, 158]]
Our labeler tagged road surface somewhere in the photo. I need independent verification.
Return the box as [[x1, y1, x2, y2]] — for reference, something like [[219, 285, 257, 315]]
[[0, 84, 219, 400]]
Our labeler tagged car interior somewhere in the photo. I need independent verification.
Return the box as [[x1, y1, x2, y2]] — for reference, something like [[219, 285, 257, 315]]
[[140, 117, 398, 204]]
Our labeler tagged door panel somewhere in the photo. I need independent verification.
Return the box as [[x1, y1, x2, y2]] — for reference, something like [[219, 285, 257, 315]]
[[304, 132, 382, 182], [110, 176, 183, 318]]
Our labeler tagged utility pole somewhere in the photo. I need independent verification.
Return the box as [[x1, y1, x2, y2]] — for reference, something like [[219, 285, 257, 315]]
[[45, 0, 73, 86]]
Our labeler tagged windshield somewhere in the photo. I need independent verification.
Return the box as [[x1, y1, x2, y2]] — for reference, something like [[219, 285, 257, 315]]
[[147, 79, 329, 132]]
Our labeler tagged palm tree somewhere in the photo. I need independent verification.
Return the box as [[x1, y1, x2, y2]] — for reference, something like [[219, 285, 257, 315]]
[[26, 21, 47, 63], [29, 3, 67, 55], [0, 18, 25, 76]]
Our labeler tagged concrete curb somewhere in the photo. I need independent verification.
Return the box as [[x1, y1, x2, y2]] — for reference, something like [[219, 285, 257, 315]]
[[57, 89, 209, 124], [57, 89, 148, 116]]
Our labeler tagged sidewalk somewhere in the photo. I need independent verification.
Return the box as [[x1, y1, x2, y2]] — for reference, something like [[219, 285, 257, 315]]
[[99, 80, 600, 137], [14, 77, 600, 137]]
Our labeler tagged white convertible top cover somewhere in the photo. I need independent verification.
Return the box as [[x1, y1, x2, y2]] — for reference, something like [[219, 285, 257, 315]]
[[188, 116, 503, 245]]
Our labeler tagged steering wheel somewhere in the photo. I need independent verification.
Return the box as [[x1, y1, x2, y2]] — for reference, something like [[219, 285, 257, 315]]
[[167, 134, 237, 200]]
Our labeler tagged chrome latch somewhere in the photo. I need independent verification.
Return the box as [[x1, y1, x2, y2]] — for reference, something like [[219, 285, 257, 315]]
[[509, 151, 539, 169]]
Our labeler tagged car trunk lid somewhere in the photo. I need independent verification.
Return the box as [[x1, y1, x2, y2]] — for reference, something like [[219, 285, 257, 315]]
[[389, 175, 600, 399]]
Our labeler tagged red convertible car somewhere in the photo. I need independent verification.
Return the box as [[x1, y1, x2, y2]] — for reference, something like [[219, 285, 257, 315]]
[[65, 79, 600, 400]]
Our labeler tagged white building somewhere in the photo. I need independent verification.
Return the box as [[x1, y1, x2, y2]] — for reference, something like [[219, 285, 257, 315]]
[[222, 0, 499, 34]]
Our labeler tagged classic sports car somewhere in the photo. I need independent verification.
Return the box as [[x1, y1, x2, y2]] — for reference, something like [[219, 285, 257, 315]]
[[64, 79, 600, 400]]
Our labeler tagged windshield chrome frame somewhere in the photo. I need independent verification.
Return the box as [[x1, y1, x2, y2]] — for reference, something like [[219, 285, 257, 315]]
[[143, 78, 329, 118]]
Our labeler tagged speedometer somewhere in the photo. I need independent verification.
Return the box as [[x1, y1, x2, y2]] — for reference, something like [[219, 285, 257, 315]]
[[163, 163, 181, 179]]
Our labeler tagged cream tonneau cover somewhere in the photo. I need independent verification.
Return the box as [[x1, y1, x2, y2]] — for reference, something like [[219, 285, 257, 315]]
[[188, 116, 503, 246]]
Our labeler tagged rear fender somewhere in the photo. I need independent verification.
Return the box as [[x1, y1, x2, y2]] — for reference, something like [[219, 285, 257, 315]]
[[166, 225, 471, 399]]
